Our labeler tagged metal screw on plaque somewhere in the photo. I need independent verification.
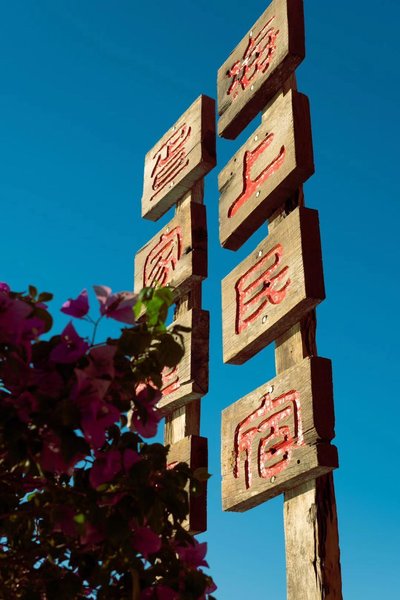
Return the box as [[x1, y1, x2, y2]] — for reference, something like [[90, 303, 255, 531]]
[[166, 227, 170, 233], [254, 135, 258, 141], [267, 385, 274, 393], [256, 191, 260, 197], [251, 85, 254, 90], [262, 315, 268, 324], [172, 125, 176, 131], [249, 30, 253, 37], [257, 249, 263, 258], [270, 476, 276, 483]]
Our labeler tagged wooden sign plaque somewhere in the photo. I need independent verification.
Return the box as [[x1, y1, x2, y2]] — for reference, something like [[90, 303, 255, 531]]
[[134, 201, 207, 299], [221, 357, 338, 512], [222, 207, 324, 365], [142, 95, 216, 221], [219, 89, 314, 250], [159, 308, 209, 414], [167, 435, 208, 534], [217, 0, 305, 139]]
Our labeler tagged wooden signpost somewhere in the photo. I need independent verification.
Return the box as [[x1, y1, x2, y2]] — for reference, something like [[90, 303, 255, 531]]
[[217, 0, 305, 140], [218, 0, 343, 597], [135, 97, 216, 534], [221, 207, 325, 364], [219, 89, 314, 250], [159, 308, 209, 414], [142, 95, 216, 221]]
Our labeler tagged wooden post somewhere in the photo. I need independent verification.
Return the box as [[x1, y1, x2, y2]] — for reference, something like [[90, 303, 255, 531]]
[[136, 92, 215, 534], [271, 225, 342, 599], [164, 181, 204, 445]]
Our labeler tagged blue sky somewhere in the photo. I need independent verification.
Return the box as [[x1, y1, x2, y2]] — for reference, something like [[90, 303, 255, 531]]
[[1, 1, 400, 598]]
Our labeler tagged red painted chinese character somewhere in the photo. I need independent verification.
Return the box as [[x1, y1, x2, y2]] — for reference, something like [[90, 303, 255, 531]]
[[143, 227, 182, 287], [228, 133, 286, 218], [227, 16, 280, 99], [235, 243, 290, 334], [161, 365, 180, 396], [150, 123, 191, 200], [234, 390, 303, 489]]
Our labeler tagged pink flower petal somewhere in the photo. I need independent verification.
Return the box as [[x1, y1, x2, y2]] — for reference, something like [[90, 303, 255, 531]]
[[132, 526, 161, 558], [61, 289, 89, 318], [50, 322, 89, 364], [176, 540, 209, 568], [89, 450, 122, 489], [93, 285, 137, 324]]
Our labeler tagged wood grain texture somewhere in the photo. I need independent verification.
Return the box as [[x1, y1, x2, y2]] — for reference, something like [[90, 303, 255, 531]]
[[164, 399, 201, 446], [222, 207, 324, 365], [275, 301, 343, 598], [284, 475, 342, 599], [217, 0, 304, 139], [134, 201, 207, 300], [219, 89, 313, 250], [221, 357, 338, 512], [167, 435, 208, 535], [142, 95, 216, 221], [158, 308, 209, 415]]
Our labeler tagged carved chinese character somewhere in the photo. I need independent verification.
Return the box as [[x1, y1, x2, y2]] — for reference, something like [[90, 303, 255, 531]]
[[134, 202, 207, 302], [142, 95, 216, 221], [228, 135, 286, 218], [235, 244, 290, 334], [234, 389, 303, 489], [161, 366, 180, 396], [221, 358, 338, 511], [222, 208, 324, 365], [217, 0, 305, 139], [150, 123, 191, 201], [219, 89, 314, 250], [227, 17, 280, 100], [143, 227, 182, 288]]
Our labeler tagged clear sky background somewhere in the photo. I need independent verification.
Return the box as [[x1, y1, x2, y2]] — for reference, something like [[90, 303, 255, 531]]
[[1, 1, 400, 598]]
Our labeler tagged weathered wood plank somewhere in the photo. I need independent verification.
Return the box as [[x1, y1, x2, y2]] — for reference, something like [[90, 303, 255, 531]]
[[218, 0, 305, 139], [284, 475, 342, 599], [219, 89, 314, 249], [222, 207, 324, 365], [134, 201, 207, 300], [159, 308, 209, 415], [275, 306, 342, 599], [167, 435, 208, 535], [142, 95, 216, 221], [221, 357, 338, 512]]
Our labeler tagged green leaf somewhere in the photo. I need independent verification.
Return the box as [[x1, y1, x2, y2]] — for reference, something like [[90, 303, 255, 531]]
[[38, 291, 53, 303], [28, 284, 37, 298], [73, 513, 86, 524]]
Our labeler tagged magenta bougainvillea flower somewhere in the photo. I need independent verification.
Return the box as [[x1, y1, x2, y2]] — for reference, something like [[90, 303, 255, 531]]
[[61, 289, 89, 318], [0, 282, 10, 293], [50, 322, 89, 364], [53, 505, 77, 537], [140, 586, 178, 600], [89, 449, 122, 489], [15, 391, 38, 423], [129, 383, 161, 438], [0, 293, 33, 345], [176, 540, 209, 568], [132, 525, 162, 559], [73, 370, 119, 448], [80, 522, 104, 547], [40, 431, 81, 475], [85, 345, 117, 379], [93, 285, 137, 324], [89, 448, 141, 489]]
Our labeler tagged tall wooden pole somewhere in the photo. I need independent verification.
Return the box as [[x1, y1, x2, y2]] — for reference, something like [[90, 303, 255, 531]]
[[271, 213, 342, 599]]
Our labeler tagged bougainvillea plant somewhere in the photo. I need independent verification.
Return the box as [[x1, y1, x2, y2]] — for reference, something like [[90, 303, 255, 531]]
[[0, 283, 216, 599]]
